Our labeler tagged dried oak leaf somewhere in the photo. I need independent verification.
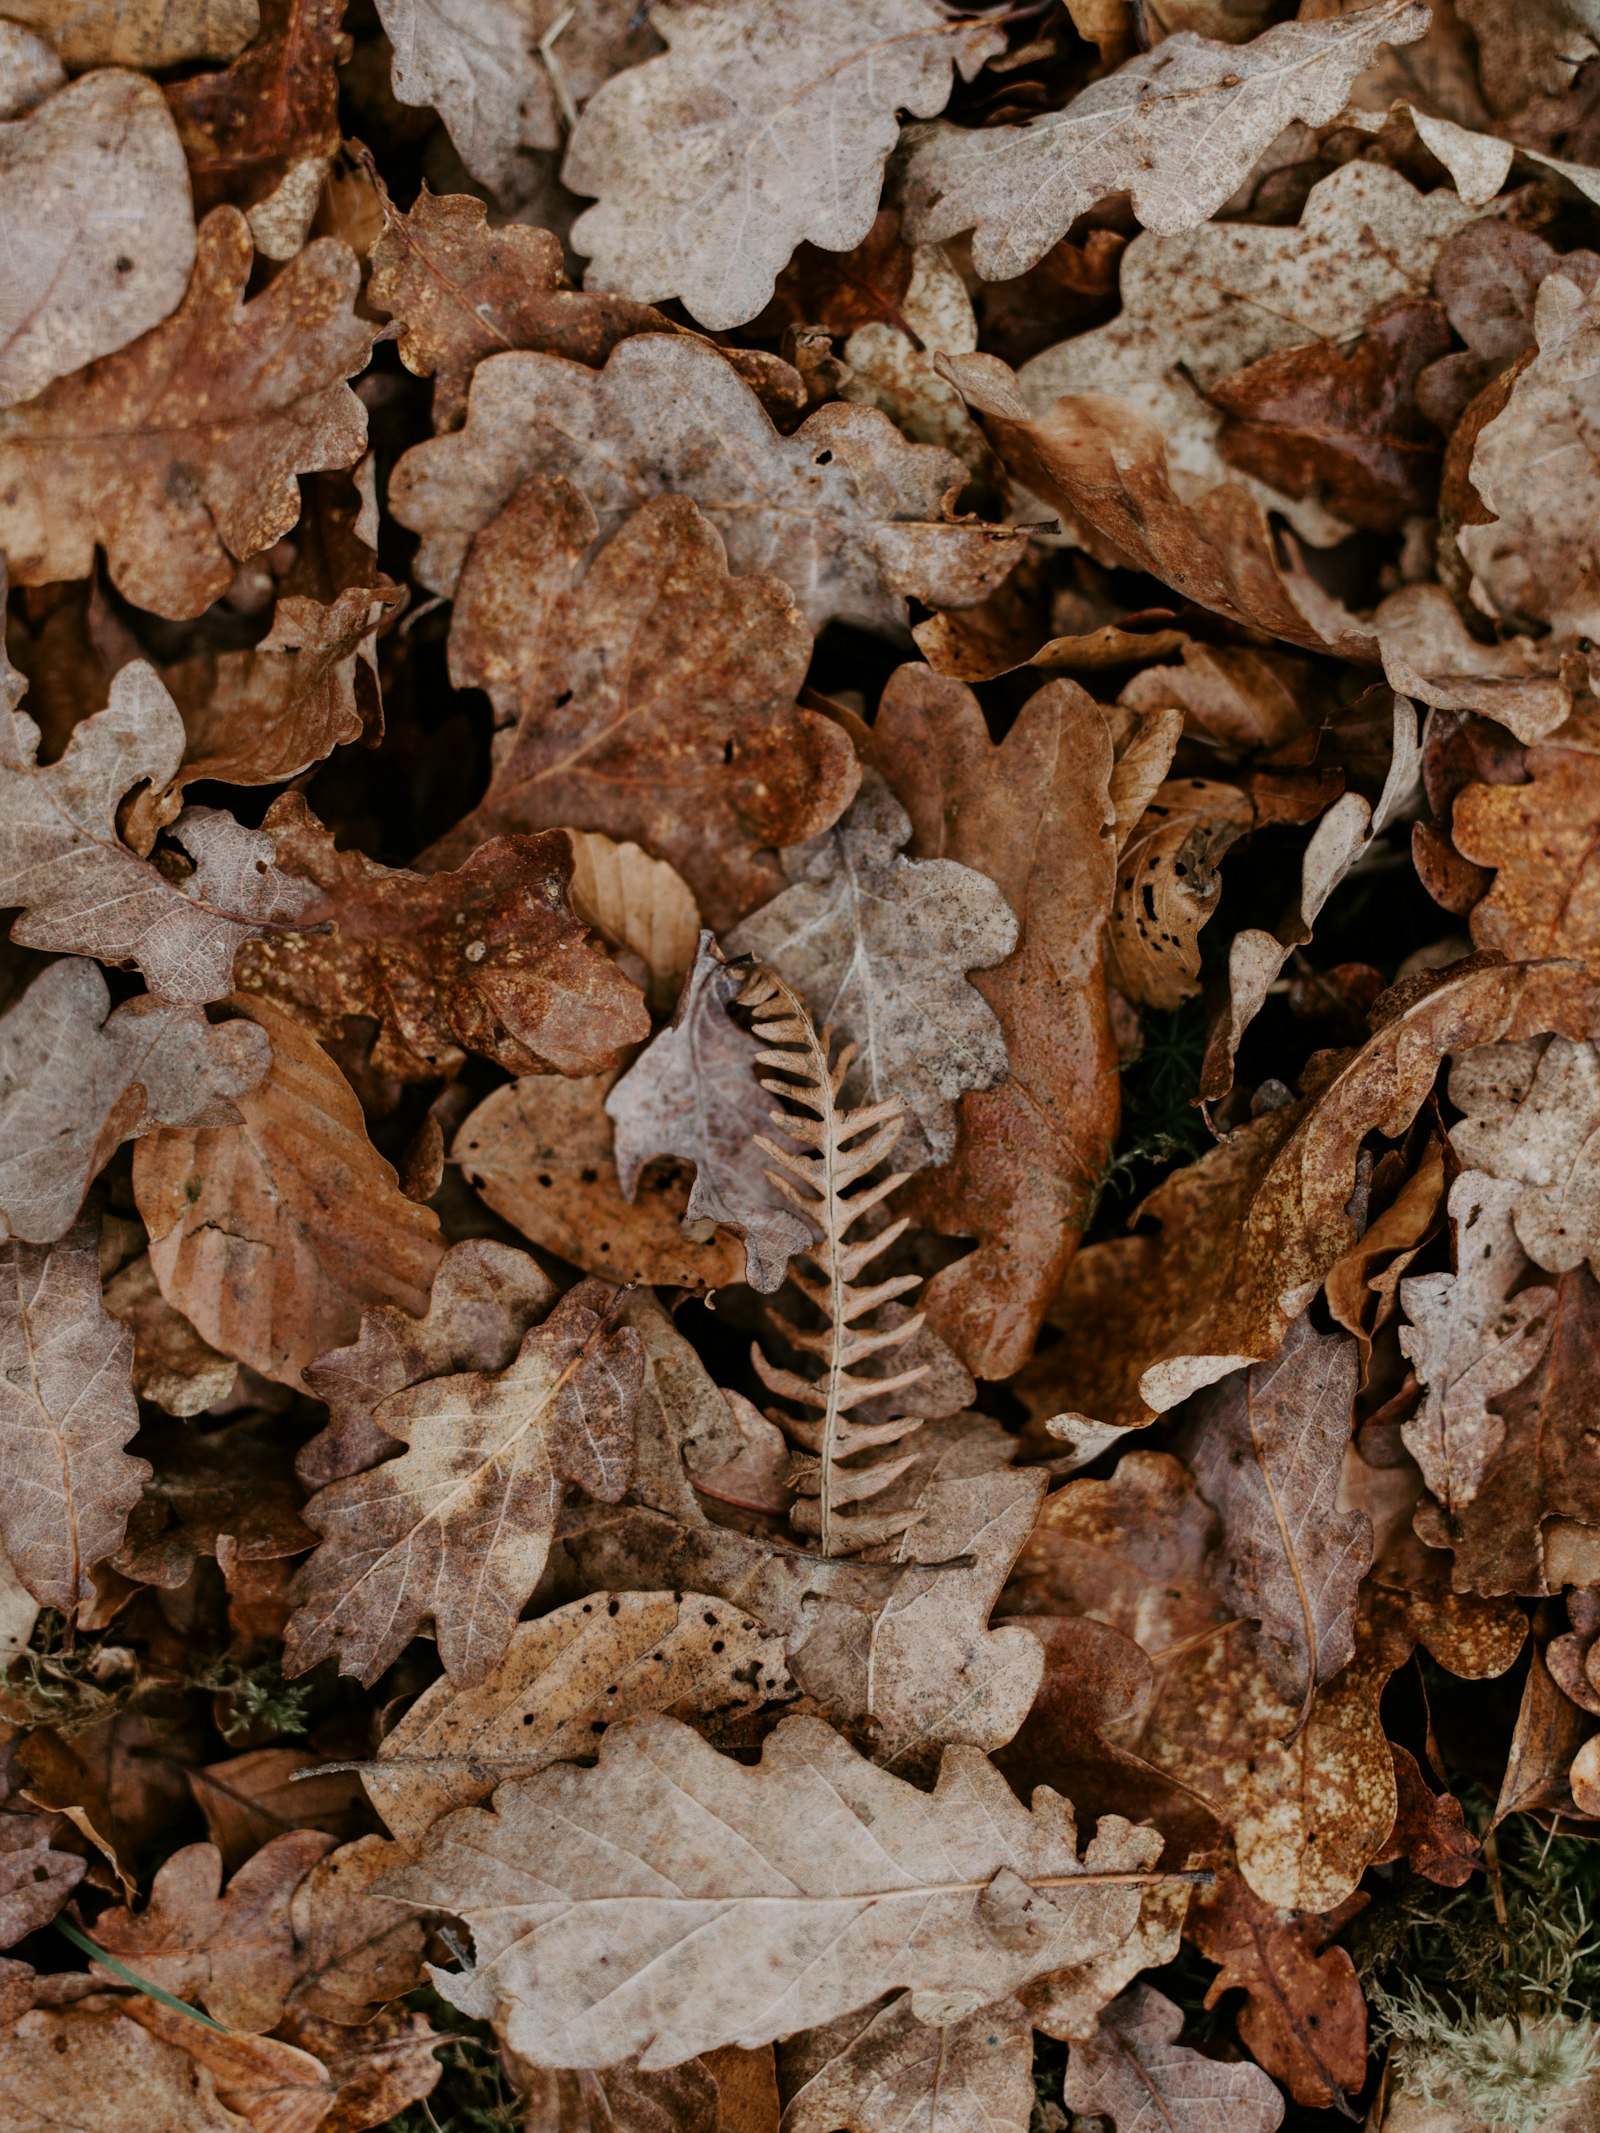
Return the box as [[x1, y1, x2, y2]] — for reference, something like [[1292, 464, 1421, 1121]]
[[1415, 1262, 1600, 1595], [1177, 1314, 1372, 1717], [434, 471, 858, 931], [0, 1214, 148, 1616], [389, 332, 1023, 633], [92, 1831, 333, 2035], [0, 206, 372, 619], [0, 2002, 260, 2133], [1064, 1982, 1284, 2133], [1017, 957, 1598, 1435], [726, 771, 1018, 1168], [1399, 1168, 1559, 1515], [164, 0, 346, 228], [1451, 1034, 1600, 1276], [0, 657, 310, 1002], [778, 1991, 1035, 2133], [455, 1071, 749, 1290], [0, 1815, 84, 1952], [607, 934, 813, 1293], [283, 1833, 428, 2027], [283, 1277, 642, 1687], [866, 668, 1120, 1379], [3, 0, 260, 67], [1188, 1869, 1367, 2110], [365, 1589, 793, 1845], [1107, 776, 1256, 1012], [132, 993, 445, 1389], [1377, 1745, 1480, 1886], [0, 69, 195, 411], [375, 0, 659, 207], [562, 0, 1003, 332], [1376, 581, 1583, 747], [0, 956, 268, 1244], [237, 794, 648, 1082], [1454, 734, 1600, 969], [383, 1710, 1165, 2068], [900, 0, 1428, 281]]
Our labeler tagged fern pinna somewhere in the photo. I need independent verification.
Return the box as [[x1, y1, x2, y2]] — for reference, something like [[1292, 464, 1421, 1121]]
[[738, 966, 929, 1558]]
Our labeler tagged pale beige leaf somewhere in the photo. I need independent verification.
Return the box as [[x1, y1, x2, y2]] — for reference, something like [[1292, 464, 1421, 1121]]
[[0, 1214, 148, 1615], [900, 1, 1428, 281], [365, 1591, 793, 1844], [388, 332, 1023, 630], [0, 70, 194, 411], [779, 1990, 1035, 2133], [0, 22, 63, 116], [133, 994, 445, 1389], [0, 2004, 253, 2132], [1450, 1035, 1600, 1280], [1064, 1983, 1285, 2132], [1376, 581, 1576, 745], [3, 0, 259, 67], [382, 1711, 1169, 2068], [563, 0, 1003, 331], [0, 1816, 83, 1950], [564, 829, 699, 1014]]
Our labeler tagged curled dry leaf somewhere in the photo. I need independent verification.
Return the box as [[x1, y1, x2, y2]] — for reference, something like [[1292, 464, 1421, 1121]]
[[1106, 777, 1255, 1012], [0, 69, 195, 411], [607, 934, 814, 1292], [563, 828, 700, 1014], [237, 794, 649, 1081], [1064, 1982, 1285, 2133], [867, 668, 1121, 1379], [435, 472, 859, 930], [1450, 1034, 1600, 1276], [364, 1590, 794, 1845], [563, 0, 1003, 331], [0, 657, 310, 1003], [132, 993, 445, 1388], [901, 1, 1428, 280], [0, 956, 268, 1244], [283, 1277, 642, 1686], [383, 1711, 1171, 2069], [727, 772, 1018, 1168], [389, 332, 1024, 633], [0, 206, 372, 619], [0, 1213, 148, 1615]]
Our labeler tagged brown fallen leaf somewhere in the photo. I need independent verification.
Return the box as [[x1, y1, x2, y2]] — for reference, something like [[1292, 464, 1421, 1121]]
[[454, 1070, 749, 1290], [110, 1412, 314, 1593], [389, 333, 1023, 634], [92, 1830, 333, 2033], [1378, 1745, 1481, 1887], [563, 0, 1003, 332], [0, 1214, 148, 1616], [1064, 1982, 1285, 2131], [238, 795, 648, 1081], [0, 957, 268, 1244], [1322, 1136, 1446, 1372], [563, 829, 700, 1015], [280, 1833, 428, 2026], [1377, 580, 1582, 746], [1455, 735, 1600, 971], [0, 70, 195, 411], [0, 2001, 260, 2132], [276, 2000, 443, 2129], [165, 0, 346, 230], [284, 1277, 642, 1686], [0, 1815, 84, 1951], [1450, 1034, 1600, 1277], [133, 993, 445, 1389], [5, 0, 260, 66], [362, 1590, 793, 1844], [607, 934, 813, 1292], [383, 1710, 1175, 2068], [187, 1748, 368, 1873], [435, 474, 858, 930], [866, 668, 1120, 1378], [778, 1991, 1035, 2133], [0, 206, 372, 619], [1178, 1315, 1371, 1717], [1107, 776, 1256, 1012]]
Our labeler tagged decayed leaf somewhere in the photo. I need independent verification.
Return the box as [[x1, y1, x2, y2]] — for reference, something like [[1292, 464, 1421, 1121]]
[[384, 1710, 1172, 2068], [1017, 958, 1597, 1434], [0, 957, 268, 1243], [607, 934, 813, 1292], [389, 332, 1023, 632], [237, 794, 648, 1081], [435, 473, 858, 930], [563, 0, 1003, 332], [364, 1590, 793, 1844], [375, 0, 659, 206], [564, 829, 700, 1014], [866, 668, 1122, 1378], [0, 658, 310, 1003], [1415, 1264, 1600, 1595], [1106, 777, 1255, 1012], [900, 1, 1428, 280], [0, 1815, 84, 1950], [164, 0, 347, 226], [0, 70, 195, 411], [0, 1214, 148, 1615], [1399, 1169, 1559, 1515], [1455, 734, 1600, 968], [0, 206, 372, 618], [1178, 1315, 1371, 1716], [284, 1277, 642, 1686], [133, 993, 445, 1388], [1064, 1982, 1285, 2133], [778, 1991, 1035, 2133], [1450, 1035, 1600, 1278], [2, 0, 260, 67], [727, 772, 1018, 1167], [92, 1831, 333, 2034]]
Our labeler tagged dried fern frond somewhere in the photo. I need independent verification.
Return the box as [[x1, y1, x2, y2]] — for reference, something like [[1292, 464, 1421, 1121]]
[[739, 966, 928, 1559]]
